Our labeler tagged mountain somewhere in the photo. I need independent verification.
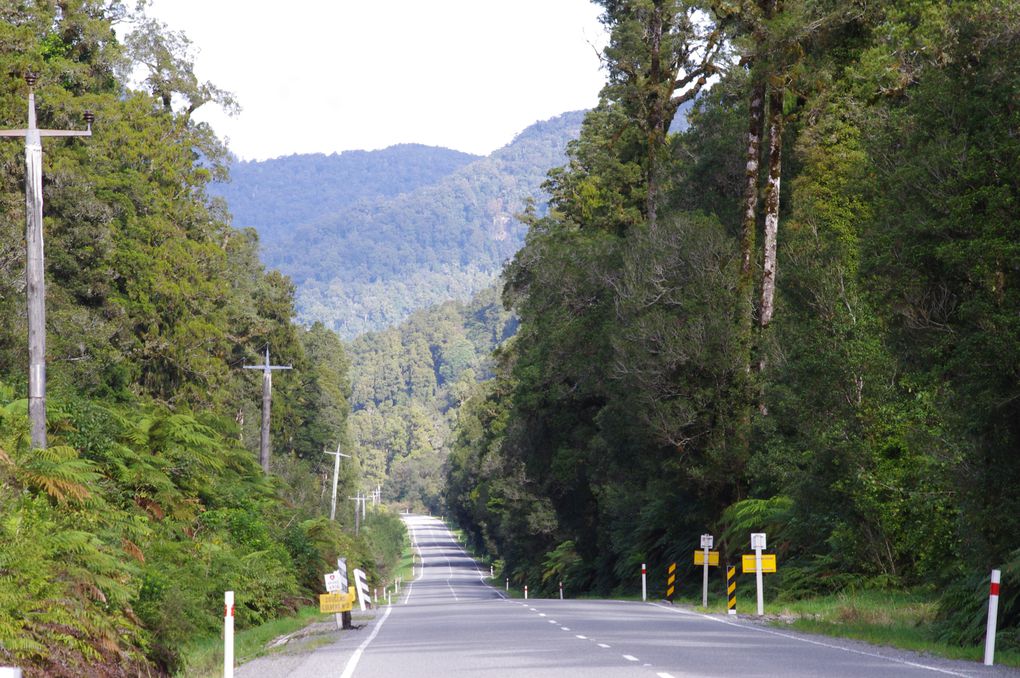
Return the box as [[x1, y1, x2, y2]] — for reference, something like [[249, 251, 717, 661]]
[[213, 144, 482, 248], [212, 111, 586, 337]]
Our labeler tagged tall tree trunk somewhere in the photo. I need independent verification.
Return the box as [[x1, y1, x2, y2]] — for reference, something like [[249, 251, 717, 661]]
[[760, 85, 785, 330], [731, 78, 767, 498], [646, 0, 666, 230], [737, 81, 766, 368]]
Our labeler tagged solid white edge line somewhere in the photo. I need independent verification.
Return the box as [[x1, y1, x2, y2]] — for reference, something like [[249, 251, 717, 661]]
[[338, 603, 393, 678], [647, 602, 972, 677]]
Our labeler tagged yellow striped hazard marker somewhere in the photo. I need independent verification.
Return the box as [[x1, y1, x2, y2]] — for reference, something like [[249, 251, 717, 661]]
[[726, 564, 737, 615], [666, 562, 677, 602]]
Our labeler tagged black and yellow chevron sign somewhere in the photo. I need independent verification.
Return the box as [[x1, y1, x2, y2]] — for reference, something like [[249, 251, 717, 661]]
[[666, 562, 677, 601]]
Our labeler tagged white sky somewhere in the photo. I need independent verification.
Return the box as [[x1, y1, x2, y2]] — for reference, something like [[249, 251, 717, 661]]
[[143, 1, 608, 160]]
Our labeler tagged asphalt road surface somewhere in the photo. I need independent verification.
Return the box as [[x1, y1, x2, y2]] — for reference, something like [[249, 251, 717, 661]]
[[237, 515, 1018, 677]]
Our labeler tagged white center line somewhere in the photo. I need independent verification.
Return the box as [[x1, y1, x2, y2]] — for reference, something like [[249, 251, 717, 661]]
[[622, 655, 639, 662], [561, 627, 570, 631], [575, 635, 587, 639], [597, 643, 611, 648], [657, 673, 676, 678], [538, 613, 546, 617]]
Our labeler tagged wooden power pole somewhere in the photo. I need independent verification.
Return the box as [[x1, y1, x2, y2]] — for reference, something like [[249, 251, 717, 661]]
[[0, 74, 92, 450], [243, 346, 291, 473], [324, 443, 351, 521]]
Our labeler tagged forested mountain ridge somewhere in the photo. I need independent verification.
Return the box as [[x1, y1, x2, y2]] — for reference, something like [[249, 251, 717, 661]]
[[213, 112, 585, 338], [211, 144, 481, 248]]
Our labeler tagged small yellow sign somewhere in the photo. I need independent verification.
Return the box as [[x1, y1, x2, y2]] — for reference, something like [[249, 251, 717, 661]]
[[741, 554, 777, 574], [694, 550, 720, 566], [319, 590, 355, 614]]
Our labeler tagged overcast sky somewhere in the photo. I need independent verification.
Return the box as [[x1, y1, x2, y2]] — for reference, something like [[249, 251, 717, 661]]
[[143, 1, 608, 160]]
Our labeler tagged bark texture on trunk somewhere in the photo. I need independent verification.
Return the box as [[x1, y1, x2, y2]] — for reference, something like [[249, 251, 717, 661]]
[[760, 85, 785, 330]]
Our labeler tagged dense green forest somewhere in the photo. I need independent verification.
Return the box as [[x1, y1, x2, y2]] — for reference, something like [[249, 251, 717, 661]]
[[346, 285, 515, 512], [215, 112, 585, 338], [0, 3, 400, 675], [446, 0, 1020, 650]]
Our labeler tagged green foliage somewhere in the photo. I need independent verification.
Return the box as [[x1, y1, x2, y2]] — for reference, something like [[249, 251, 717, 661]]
[[446, 0, 1020, 650]]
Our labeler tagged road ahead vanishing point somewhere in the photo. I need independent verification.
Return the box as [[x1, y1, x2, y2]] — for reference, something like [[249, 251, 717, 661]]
[[239, 516, 1017, 678]]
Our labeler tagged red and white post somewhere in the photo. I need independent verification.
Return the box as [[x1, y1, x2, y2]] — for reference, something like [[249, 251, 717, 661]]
[[524, 585, 529, 600], [224, 590, 235, 678], [559, 581, 564, 599], [641, 563, 647, 602], [985, 569, 1001, 666]]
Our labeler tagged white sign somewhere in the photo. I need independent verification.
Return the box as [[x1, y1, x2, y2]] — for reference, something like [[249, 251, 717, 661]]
[[324, 570, 343, 593], [353, 568, 370, 612], [701, 533, 714, 549], [751, 533, 767, 550]]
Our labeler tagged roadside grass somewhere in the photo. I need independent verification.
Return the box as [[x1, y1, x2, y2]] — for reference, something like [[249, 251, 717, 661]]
[[766, 590, 1020, 668], [177, 605, 329, 677]]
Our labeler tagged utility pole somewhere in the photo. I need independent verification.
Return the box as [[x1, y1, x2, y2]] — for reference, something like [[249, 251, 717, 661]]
[[0, 73, 92, 450], [324, 443, 350, 521], [242, 346, 291, 473], [348, 494, 367, 534]]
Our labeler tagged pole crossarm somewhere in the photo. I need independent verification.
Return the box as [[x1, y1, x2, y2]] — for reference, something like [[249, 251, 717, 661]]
[[242, 346, 293, 373], [1, 74, 92, 450]]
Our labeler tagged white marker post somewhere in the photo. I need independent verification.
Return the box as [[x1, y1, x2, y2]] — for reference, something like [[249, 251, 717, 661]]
[[701, 534, 714, 608], [641, 563, 647, 602], [506, 577, 509, 592], [224, 591, 235, 678], [559, 581, 564, 599], [524, 585, 529, 600], [985, 569, 1001, 665], [751, 533, 766, 616]]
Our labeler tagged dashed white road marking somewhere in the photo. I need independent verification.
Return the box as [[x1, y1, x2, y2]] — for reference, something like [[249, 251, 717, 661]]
[[575, 634, 587, 640], [622, 654, 639, 662], [647, 603, 971, 678], [548, 620, 558, 624], [597, 643, 611, 648], [657, 673, 676, 678], [560, 627, 570, 631]]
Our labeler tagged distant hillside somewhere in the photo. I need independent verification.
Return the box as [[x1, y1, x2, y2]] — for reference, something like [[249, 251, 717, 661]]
[[213, 144, 481, 247], [213, 111, 586, 337], [344, 284, 516, 510]]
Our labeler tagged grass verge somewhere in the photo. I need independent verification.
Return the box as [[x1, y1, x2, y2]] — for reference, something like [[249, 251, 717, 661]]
[[764, 590, 1020, 667], [177, 605, 329, 677]]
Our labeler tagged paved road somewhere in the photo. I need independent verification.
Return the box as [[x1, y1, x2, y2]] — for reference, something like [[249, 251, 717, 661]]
[[238, 515, 1018, 677]]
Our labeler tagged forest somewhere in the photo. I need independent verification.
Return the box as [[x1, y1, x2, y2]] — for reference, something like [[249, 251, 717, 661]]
[[0, 3, 400, 675], [219, 111, 585, 338], [445, 0, 1020, 652]]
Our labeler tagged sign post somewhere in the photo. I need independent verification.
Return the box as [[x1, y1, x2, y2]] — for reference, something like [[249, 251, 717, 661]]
[[337, 558, 352, 629], [985, 569, 1001, 665], [224, 591, 235, 678], [701, 534, 714, 608], [641, 563, 647, 602], [751, 533, 766, 615]]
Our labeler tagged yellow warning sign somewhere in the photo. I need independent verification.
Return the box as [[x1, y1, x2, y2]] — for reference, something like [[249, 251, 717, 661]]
[[319, 590, 355, 613], [741, 554, 777, 573], [693, 550, 720, 566]]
